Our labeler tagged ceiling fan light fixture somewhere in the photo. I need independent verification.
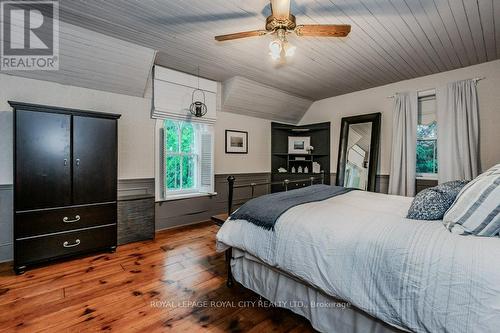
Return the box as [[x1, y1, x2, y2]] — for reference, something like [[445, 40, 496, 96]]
[[284, 42, 296, 57], [214, 1, 351, 61], [269, 40, 282, 60]]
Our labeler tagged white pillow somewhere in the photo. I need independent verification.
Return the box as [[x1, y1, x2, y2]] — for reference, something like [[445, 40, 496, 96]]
[[443, 164, 500, 236]]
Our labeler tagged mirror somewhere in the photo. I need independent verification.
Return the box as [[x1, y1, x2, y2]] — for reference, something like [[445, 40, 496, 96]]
[[336, 113, 381, 191]]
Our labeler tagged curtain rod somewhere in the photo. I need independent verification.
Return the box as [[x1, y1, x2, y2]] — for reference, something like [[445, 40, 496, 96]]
[[386, 77, 486, 99]]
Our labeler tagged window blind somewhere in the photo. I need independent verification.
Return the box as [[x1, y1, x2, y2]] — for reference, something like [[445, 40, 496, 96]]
[[159, 127, 166, 199], [200, 130, 214, 193]]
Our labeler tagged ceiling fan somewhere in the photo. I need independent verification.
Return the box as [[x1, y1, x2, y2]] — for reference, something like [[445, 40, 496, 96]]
[[214, 0, 351, 60]]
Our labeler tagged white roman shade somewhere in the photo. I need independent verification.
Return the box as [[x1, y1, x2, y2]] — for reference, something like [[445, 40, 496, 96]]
[[152, 66, 217, 124]]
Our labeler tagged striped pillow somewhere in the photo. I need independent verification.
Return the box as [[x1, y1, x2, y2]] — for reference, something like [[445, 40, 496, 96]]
[[443, 164, 500, 236]]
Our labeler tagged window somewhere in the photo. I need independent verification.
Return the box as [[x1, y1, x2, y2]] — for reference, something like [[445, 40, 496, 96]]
[[158, 119, 214, 200], [416, 94, 438, 178]]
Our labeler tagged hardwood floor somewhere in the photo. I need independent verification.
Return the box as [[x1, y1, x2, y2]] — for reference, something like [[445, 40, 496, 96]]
[[0, 222, 316, 332]]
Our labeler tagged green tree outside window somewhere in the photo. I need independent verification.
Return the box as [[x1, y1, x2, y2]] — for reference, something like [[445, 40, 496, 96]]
[[164, 120, 196, 191], [416, 121, 438, 174]]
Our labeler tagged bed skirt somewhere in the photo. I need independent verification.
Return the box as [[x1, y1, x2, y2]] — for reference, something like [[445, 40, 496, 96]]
[[231, 248, 407, 333]]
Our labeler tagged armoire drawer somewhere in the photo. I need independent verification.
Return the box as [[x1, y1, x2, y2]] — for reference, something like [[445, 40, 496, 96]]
[[15, 225, 116, 266], [15, 203, 116, 238]]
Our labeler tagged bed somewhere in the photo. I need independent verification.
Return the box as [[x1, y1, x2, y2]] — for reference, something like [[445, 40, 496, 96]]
[[216, 185, 500, 333]]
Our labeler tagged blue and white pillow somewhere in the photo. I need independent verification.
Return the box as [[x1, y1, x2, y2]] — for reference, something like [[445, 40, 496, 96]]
[[407, 180, 469, 220], [443, 164, 500, 236]]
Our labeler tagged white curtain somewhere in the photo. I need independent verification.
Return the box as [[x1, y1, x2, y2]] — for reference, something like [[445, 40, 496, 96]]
[[436, 79, 480, 183], [388, 92, 418, 196]]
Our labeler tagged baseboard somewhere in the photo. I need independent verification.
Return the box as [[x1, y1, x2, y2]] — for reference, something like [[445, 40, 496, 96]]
[[155, 220, 213, 234]]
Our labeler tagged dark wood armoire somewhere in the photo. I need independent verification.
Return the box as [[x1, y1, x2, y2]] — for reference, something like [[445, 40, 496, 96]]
[[10, 101, 121, 274]]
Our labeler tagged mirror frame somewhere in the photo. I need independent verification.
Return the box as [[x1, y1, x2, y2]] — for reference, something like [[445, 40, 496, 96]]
[[335, 112, 381, 192]]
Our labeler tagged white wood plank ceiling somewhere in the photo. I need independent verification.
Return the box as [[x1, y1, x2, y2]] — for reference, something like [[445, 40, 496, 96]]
[[1, 20, 156, 97], [56, 0, 500, 101], [5, 0, 499, 122]]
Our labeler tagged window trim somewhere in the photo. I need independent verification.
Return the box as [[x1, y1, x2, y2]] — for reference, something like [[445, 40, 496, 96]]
[[416, 173, 438, 180], [160, 191, 217, 202]]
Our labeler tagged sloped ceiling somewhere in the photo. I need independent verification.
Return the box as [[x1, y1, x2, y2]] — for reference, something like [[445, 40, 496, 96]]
[[222, 76, 313, 123], [2, 21, 156, 98]]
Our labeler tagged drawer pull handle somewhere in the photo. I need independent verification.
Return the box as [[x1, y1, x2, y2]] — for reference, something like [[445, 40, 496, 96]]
[[63, 239, 81, 248], [63, 215, 80, 223]]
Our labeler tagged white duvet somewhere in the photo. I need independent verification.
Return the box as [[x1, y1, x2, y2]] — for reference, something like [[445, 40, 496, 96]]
[[216, 191, 500, 333]]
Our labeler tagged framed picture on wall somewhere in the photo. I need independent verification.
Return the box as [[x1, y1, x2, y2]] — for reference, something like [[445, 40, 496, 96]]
[[225, 130, 248, 154], [288, 136, 310, 154]]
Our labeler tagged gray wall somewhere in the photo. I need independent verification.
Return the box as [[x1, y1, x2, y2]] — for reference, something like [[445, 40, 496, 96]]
[[115, 173, 271, 232], [155, 173, 270, 230]]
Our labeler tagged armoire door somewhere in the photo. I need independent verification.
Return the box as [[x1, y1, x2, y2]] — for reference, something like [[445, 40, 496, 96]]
[[15, 110, 71, 210], [72, 116, 117, 204]]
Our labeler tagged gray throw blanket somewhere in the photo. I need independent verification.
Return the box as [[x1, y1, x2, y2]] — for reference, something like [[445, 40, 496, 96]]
[[230, 184, 354, 230]]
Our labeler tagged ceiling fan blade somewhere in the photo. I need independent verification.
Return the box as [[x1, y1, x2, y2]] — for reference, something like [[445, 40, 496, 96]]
[[271, 0, 291, 19], [215, 30, 268, 42], [295, 24, 351, 37]]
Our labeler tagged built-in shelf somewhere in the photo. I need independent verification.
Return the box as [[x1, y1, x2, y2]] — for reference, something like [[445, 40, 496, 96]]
[[273, 172, 324, 175], [271, 121, 331, 193], [273, 153, 328, 156], [273, 126, 330, 132]]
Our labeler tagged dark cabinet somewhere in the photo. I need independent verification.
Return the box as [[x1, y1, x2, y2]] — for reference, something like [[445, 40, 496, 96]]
[[16, 203, 117, 238], [73, 116, 117, 204], [15, 225, 117, 265], [10, 102, 121, 274], [15, 110, 71, 210]]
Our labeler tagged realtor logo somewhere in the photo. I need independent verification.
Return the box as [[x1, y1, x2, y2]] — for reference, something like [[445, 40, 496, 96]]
[[1, 1, 59, 70]]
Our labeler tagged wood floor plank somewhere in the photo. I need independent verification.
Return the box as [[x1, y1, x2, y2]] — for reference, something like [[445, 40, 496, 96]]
[[0, 288, 65, 323], [0, 222, 316, 332], [0, 263, 124, 306]]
